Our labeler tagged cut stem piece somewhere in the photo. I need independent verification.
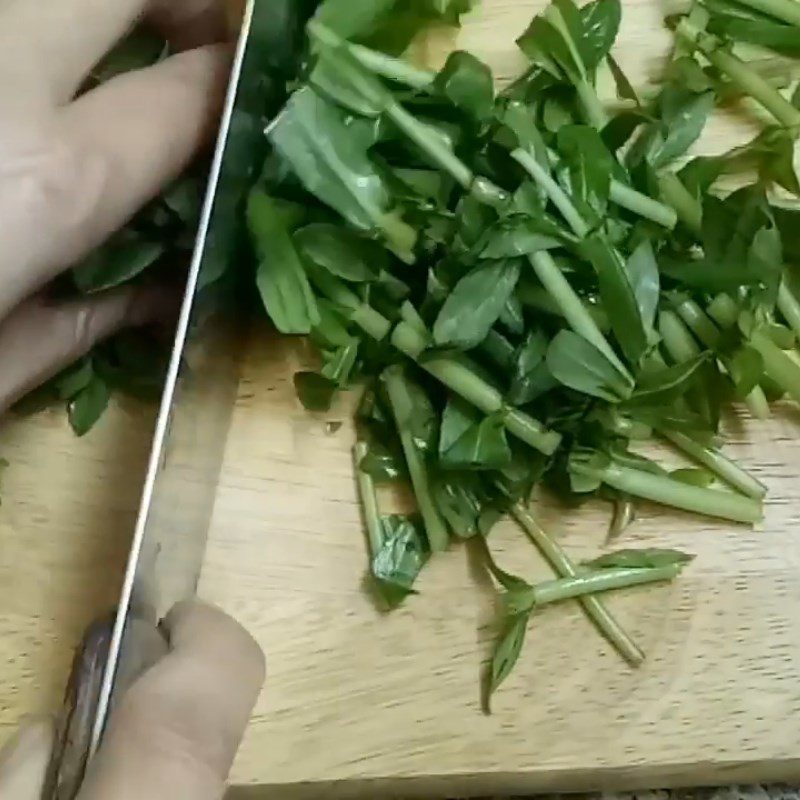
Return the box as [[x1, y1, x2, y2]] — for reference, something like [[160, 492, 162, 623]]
[[511, 505, 645, 666], [533, 564, 686, 606], [310, 271, 562, 455], [736, 0, 800, 28], [529, 251, 633, 384], [660, 429, 767, 500], [354, 441, 384, 557], [657, 171, 703, 234], [778, 281, 800, 342], [572, 459, 763, 523], [609, 181, 678, 229]]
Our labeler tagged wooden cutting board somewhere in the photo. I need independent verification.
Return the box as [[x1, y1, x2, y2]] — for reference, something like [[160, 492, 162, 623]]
[[3, 0, 800, 796]]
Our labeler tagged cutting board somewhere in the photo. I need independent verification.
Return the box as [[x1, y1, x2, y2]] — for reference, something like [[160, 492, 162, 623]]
[[3, 0, 800, 796]]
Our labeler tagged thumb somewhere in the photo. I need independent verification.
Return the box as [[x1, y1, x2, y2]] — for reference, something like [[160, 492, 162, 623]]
[[0, 719, 55, 800]]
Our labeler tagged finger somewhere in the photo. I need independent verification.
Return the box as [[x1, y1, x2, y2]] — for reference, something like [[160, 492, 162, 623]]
[[0, 719, 54, 800], [149, 0, 234, 51], [78, 601, 265, 800], [0, 284, 173, 412], [7, 46, 229, 310], [0, 0, 146, 106]]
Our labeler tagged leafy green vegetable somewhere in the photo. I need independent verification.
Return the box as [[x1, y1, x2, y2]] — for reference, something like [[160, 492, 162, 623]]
[[547, 330, 632, 401], [248, 189, 320, 334], [433, 260, 521, 349], [434, 51, 494, 120], [294, 372, 337, 411], [68, 376, 111, 437]]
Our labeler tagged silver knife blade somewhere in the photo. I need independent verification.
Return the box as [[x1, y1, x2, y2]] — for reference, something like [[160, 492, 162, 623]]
[[89, 0, 258, 752], [41, 6, 258, 796]]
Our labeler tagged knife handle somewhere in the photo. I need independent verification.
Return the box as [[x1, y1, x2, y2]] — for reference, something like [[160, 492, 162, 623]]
[[42, 614, 170, 800]]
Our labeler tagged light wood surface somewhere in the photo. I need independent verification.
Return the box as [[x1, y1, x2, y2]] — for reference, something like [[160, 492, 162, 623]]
[[4, 0, 800, 796]]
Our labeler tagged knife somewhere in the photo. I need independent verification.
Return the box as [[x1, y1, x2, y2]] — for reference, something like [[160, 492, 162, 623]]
[[44, 3, 256, 796]]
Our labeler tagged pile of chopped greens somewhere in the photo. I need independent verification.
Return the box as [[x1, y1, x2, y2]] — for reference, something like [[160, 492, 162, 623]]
[[20, 0, 800, 698]]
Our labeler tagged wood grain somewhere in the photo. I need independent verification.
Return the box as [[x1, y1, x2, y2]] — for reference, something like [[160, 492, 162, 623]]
[[3, 0, 800, 796]]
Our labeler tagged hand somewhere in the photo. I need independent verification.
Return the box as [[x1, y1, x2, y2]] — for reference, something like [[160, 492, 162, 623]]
[[0, 0, 236, 411], [0, 601, 266, 800]]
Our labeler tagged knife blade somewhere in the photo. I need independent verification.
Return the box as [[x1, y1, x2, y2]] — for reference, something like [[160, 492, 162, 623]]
[[44, 3, 257, 796]]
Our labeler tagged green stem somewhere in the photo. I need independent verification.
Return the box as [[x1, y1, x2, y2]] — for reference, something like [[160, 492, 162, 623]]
[[673, 297, 721, 348], [575, 461, 763, 523], [657, 171, 703, 234], [608, 182, 678, 229], [533, 564, 685, 606], [311, 273, 562, 455], [660, 429, 767, 500], [778, 281, 800, 342], [511, 149, 590, 237], [382, 366, 449, 552], [386, 102, 475, 188], [681, 22, 800, 129], [736, 0, 800, 27], [707, 293, 740, 329], [347, 43, 435, 90], [517, 282, 609, 331], [659, 309, 701, 362], [399, 300, 428, 336], [576, 77, 610, 130], [750, 329, 800, 403], [511, 506, 645, 666], [529, 251, 632, 383], [354, 441, 384, 556]]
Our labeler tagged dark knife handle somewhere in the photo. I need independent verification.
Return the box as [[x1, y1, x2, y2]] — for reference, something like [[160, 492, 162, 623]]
[[42, 613, 170, 800], [42, 615, 114, 800]]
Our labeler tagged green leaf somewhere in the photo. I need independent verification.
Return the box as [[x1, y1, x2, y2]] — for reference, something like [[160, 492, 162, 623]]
[[546, 330, 631, 402], [651, 90, 715, 169], [248, 189, 320, 335], [729, 346, 765, 399], [625, 239, 660, 333], [628, 354, 710, 406], [358, 442, 406, 482], [372, 514, 430, 606], [72, 232, 165, 294], [579, 234, 648, 364], [488, 613, 530, 696], [439, 397, 511, 470], [294, 372, 337, 412], [556, 124, 614, 221], [508, 330, 555, 405], [669, 467, 716, 488], [579, 0, 622, 70], [585, 548, 694, 570], [707, 9, 800, 57], [434, 50, 495, 120], [309, 54, 384, 117], [433, 260, 521, 349], [268, 87, 416, 260], [56, 359, 94, 401], [479, 219, 563, 258], [432, 473, 491, 538], [294, 223, 388, 282], [68, 376, 111, 437]]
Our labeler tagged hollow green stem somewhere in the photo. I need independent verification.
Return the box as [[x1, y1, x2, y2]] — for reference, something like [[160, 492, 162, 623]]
[[511, 149, 590, 237], [347, 43, 435, 90], [529, 251, 633, 383], [517, 282, 610, 331], [533, 564, 685, 607], [778, 281, 800, 342], [673, 297, 721, 348], [353, 441, 384, 557], [311, 273, 562, 455], [576, 77, 611, 130], [750, 329, 800, 404], [660, 429, 767, 499], [573, 460, 763, 523], [511, 505, 645, 666], [736, 0, 800, 27], [659, 309, 702, 362], [382, 366, 449, 552], [387, 102, 475, 188], [707, 293, 740, 329], [609, 182, 678, 229], [680, 21, 800, 129], [657, 171, 703, 234]]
